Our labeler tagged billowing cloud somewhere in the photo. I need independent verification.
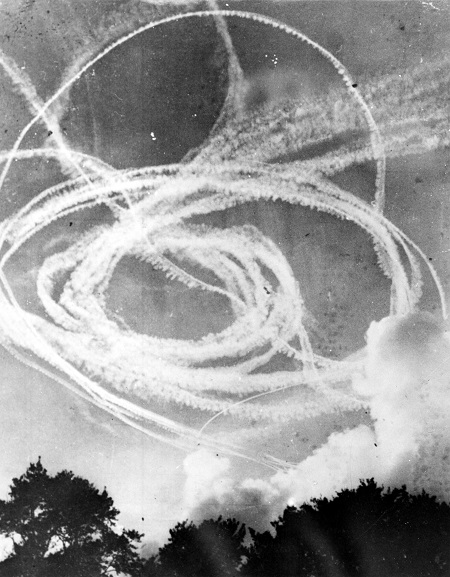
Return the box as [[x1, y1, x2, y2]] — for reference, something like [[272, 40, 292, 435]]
[[184, 452, 283, 531], [183, 313, 450, 531], [362, 312, 450, 496], [183, 449, 232, 512], [183, 426, 377, 532]]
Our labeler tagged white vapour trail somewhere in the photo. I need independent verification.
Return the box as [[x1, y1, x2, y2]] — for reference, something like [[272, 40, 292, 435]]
[[0, 9, 447, 469], [193, 59, 450, 177], [0, 9, 385, 208], [0, 159, 444, 443], [0, 50, 108, 186]]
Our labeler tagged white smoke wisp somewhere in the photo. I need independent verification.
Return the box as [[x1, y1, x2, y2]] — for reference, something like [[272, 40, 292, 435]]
[[183, 448, 283, 532], [184, 313, 450, 528], [359, 312, 450, 497], [0, 8, 448, 482], [182, 428, 376, 531], [183, 449, 233, 513]]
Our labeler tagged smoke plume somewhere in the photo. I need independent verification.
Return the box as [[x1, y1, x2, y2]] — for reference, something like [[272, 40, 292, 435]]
[[183, 312, 450, 530]]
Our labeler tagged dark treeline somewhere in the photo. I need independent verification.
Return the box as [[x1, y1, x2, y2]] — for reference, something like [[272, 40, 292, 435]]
[[0, 461, 450, 577]]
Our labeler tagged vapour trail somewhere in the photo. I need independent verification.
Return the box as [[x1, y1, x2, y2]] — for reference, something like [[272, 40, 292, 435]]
[[0, 9, 447, 467]]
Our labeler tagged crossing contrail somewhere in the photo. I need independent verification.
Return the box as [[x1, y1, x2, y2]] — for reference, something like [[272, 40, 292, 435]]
[[0, 8, 447, 471]]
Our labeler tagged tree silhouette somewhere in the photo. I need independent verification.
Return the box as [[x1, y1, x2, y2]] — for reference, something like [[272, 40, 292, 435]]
[[243, 479, 450, 577], [242, 509, 323, 577], [0, 458, 144, 577], [6, 462, 447, 577], [143, 517, 246, 577]]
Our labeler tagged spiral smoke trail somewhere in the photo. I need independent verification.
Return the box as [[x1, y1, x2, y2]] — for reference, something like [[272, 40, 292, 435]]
[[0, 8, 448, 470]]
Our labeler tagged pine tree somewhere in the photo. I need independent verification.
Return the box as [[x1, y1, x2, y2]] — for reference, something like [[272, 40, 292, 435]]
[[0, 459, 144, 577]]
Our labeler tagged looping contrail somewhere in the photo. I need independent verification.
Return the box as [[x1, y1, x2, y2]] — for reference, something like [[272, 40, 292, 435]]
[[0, 9, 447, 469]]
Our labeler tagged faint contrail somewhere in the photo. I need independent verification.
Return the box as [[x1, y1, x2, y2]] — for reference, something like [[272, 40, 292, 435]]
[[0, 8, 447, 470]]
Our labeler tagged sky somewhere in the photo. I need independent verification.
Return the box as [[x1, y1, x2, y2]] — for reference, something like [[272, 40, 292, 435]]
[[0, 0, 449, 556]]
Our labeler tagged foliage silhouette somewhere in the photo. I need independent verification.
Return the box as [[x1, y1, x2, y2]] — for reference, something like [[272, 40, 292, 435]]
[[0, 458, 144, 577], [141, 479, 450, 577], [242, 478, 450, 577], [142, 517, 246, 577], [1, 463, 449, 577]]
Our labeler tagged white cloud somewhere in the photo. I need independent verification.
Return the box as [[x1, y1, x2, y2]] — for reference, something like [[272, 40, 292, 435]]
[[362, 312, 450, 496], [272, 425, 378, 504], [183, 449, 232, 512], [182, 313, 450, 532]]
